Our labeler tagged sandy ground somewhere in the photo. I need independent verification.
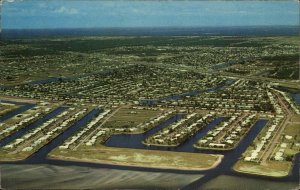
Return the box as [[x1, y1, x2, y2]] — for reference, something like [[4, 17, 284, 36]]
[[234, 164, 289, 177], [49, 153, 223, 171]]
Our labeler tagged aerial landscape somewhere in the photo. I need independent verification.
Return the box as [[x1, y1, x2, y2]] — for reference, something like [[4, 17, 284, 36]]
[[0, 0, 299, 189]]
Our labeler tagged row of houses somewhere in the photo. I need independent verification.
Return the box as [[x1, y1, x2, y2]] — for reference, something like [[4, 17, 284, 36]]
[[274, 88, 300, 115], [59, 109, 111, 149], [196, 113, 256, 149], [145, 112, 217, 146], [138, 110, 176, 132], [180, 80, 273, 113], [145, 113, 198, 146], [267, 91, 283, 115], [22, 109, 88, 152], [244, 115, 284, 162], [3, 108, 70, 150], [0, 103, 53, 139], [0, 64, 226, 107]]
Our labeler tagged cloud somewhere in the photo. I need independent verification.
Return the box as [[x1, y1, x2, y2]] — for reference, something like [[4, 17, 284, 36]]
[[53, 6, 79, 15]]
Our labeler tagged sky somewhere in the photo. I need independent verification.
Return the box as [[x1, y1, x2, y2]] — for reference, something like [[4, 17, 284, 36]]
[[2, 0, 299, 29]]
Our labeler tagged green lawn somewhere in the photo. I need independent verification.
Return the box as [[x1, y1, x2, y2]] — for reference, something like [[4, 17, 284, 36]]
[[103, 108, 162, 128]]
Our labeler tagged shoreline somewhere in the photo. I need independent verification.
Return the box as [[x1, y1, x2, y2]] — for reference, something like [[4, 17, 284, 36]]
[[232, 160, 293, 178], [233, 166, 289, 178], [47, 154, 224, 172]]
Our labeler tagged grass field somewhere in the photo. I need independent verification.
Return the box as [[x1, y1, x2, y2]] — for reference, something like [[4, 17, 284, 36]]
[[0, 151, 29, 161], [103, 108, 162, 129], [284, 123, 300, 137], [280, 123, 300, 156], [291, 116, 300, 122]]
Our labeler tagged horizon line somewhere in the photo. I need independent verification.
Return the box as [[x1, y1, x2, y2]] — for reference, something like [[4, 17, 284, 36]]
[[2, 25, 299, 30]]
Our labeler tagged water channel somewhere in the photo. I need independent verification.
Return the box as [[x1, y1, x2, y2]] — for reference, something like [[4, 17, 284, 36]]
[[0, 107, 67, 147], [0, 100, 35, 123], [0, 99, 298, 189]]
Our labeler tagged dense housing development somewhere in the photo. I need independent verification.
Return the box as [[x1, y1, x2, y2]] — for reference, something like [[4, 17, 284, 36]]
[[0, 36, 299, 186]]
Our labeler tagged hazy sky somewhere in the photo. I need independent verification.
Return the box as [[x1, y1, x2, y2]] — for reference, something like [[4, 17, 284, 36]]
[[2, 0, 299, 29]]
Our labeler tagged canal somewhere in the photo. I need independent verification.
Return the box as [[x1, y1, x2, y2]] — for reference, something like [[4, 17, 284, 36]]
[[0, 107, 67, 147], [0, 103, 298, 189], [106, 115, 224, 153], [0, 100, 35, 123], [25, 108, 101, 163], [290, 93, 300, 105], [140, 80, 234, 105]]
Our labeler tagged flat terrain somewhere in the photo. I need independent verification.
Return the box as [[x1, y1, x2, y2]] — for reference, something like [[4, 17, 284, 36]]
[[0, 36, 299, 189], [234, 116, 300, 176], [1, 36, 299, 86], [234, 160, 291, 177], [0, 164, 203, 189], [50, 145, 222, 170], [103, 107, 162, 129]]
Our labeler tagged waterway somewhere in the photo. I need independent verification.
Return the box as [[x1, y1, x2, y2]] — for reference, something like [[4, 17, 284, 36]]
[[0, 107, 67, 147], [105, 113, 185, 150], [106, 115, 224, 153], [26, 108, 101, 163], [290, 93, 300, 106], [274, 86, 300, 106], [140, 80, 234, 105], [183, 119, 267, 189], [0, 105, 298, 189], [0, 100, 35, 123]]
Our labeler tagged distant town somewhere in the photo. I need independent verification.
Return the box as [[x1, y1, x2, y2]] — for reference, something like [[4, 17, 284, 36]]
[[0, 36, 299, 187]]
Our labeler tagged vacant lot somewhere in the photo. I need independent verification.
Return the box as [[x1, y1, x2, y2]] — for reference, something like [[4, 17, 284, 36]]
[[50, 145, 222, 170], [234, 160, 291, 177], [103, 108, 162, 128]]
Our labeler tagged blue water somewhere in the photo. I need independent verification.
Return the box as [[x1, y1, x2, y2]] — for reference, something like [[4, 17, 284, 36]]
[[0, 107, 298, 189], [176, 117, 224, 153], [140, 80, 234, 105], [106, 116, 224, 153], [0, 100, 35, 123], [26, 108, 102, 163], [105, 113, 185, 150], [183, 119, 269, 189], [289, 93, 300, 106]]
